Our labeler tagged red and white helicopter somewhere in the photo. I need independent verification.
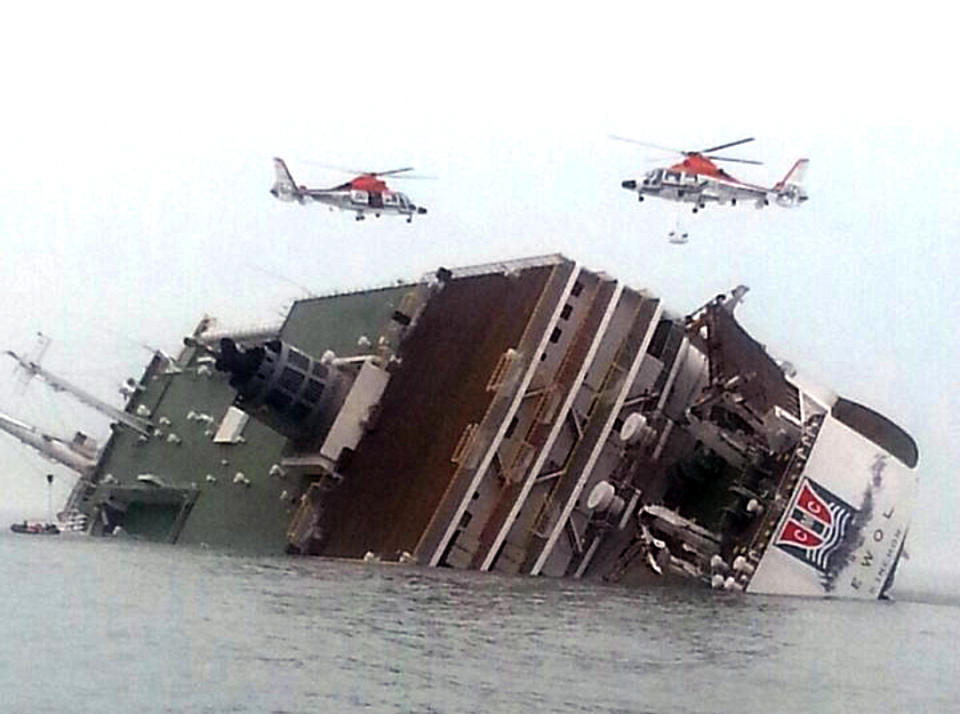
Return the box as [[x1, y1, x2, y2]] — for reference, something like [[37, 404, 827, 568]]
[[270, 158, 429, 222], [614, 137, 808, 212]]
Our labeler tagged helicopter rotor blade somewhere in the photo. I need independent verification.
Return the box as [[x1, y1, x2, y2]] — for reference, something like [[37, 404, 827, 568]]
[[366, 168, 437, 180], [609, 135, 685, 155], [300, 160, 368, 174], [699, 137, 755, 154], [300, 162, 413, 176], [705, 155, 764, 166], [298, 162, 432, 179], [382, 173, 437, 180], [371, 167, 416, 177]]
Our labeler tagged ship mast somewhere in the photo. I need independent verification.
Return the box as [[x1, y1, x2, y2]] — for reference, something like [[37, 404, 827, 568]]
[[0, 411, 97, 476], [5, 348, 154, 436]]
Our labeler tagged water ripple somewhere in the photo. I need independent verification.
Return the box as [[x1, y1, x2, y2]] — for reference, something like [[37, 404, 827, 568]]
[[1, 533, 956, 713]]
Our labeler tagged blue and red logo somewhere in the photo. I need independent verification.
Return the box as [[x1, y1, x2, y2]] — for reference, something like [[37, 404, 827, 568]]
[[775, 477, 858, 573]]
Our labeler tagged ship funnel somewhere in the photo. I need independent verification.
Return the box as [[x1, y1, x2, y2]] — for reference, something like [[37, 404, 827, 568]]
[[215, 338, 345, 442], [217, 338, 265, 387]]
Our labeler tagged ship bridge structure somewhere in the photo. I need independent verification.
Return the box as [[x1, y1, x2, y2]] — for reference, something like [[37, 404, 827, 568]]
[[69, 254, 919, 599]]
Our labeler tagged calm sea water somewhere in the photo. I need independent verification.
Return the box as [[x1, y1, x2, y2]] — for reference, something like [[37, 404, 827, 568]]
[[1, 531, 956, 714]]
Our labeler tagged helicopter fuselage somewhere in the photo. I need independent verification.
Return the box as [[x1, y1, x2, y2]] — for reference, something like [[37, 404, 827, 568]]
[[302, 188, 428, 222], [623, 163, 807, 212], [270, 157, 428, 222]]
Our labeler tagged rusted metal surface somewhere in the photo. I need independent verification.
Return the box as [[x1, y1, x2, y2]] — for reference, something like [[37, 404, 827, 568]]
[[468, 278, 619, 569], [706, 304, 800, 418], [316, 267, 553, 559]]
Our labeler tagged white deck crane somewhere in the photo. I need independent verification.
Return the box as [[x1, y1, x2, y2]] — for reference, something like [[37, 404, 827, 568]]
[[5, 346, 154, 437], [0, 410, 98, 476]]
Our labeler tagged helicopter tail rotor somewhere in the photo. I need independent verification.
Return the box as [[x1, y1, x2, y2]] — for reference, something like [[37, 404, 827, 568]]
[[773, 158, 810, 206]]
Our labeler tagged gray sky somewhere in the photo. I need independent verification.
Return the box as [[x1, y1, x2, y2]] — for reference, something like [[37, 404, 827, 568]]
[[1, 3, 956, 584]]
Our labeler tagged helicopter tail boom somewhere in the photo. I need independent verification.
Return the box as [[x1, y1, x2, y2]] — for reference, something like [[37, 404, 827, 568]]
[[773, 158, 809, 207], [270, 158, 305, 203]]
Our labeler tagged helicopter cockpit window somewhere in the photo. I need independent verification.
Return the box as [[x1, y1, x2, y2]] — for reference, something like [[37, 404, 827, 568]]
[[350, 190, 369, 204], [397, 194, 410, 208], [643, 169, 662, 186], [382, 193, 399, 206]]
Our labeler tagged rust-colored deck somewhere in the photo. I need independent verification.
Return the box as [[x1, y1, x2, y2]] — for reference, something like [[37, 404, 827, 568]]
[[317, 267, 553, 559]]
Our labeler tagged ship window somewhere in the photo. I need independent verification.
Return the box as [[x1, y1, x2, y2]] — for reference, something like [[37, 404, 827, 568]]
[[303, 378, 325, 403], [287, 349, 310, 371], [279, 367, 305, 393], [832, 398, 919, 468], [560, 304, 573, 320], [289, 402, 311, 423], [571, 281, 584, 297], [213, 406, 249, 444], [265, 389, 292, 412], [505, 416, 519, 439], [647, 320, 672, 359], [549, 327, 562, 343]]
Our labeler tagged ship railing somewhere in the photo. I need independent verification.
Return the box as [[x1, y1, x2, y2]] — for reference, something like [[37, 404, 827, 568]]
[[530, 494, 561, 539], [524, 323, 632, 544], [500, 388, 552, 482], [486, 349, 519, 392], [58, 509, 89, 533], [426, 254, 566, 281], [286, 482, 323, 547], [741, 414, 826, 564], [194, 323, 283, 347], [61, 478, 96, 516], [416, 343, 535, 559], [450, 423, 479, 465], [504, 442, 537, 484]]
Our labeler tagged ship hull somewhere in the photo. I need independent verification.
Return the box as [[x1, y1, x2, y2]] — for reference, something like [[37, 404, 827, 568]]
[[67, 254, 917, 599]]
